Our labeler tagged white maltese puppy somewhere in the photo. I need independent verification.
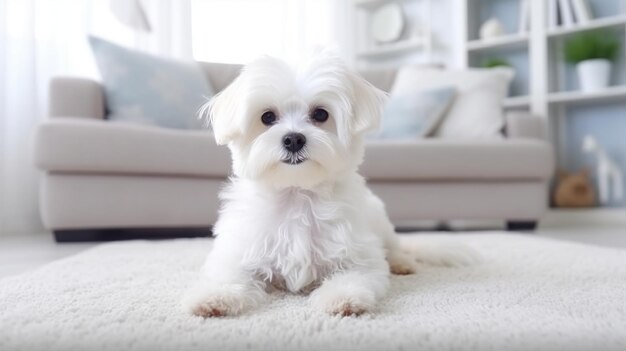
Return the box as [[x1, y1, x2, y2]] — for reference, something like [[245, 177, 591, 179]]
[[183, 52, 479, 317]]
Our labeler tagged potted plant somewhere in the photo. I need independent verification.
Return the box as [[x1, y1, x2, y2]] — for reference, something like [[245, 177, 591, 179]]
[[564, 30, 620, 92], [481, 58, 511, 69]]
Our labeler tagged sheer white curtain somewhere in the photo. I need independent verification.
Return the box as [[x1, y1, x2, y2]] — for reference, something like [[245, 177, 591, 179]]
[[190, 0, 350, 64], [138, 0, 193, 59], [0, 0, 192, 235]]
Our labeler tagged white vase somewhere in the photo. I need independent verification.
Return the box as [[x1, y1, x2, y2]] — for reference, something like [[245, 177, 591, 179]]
[[577, 59, 611, 92], [479, 18, 505, 40]]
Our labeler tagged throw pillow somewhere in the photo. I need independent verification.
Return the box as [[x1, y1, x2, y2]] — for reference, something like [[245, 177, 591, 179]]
[[88, 36, 213, 130], [375, 86, 456, 139], [391, 66, 514, 139]]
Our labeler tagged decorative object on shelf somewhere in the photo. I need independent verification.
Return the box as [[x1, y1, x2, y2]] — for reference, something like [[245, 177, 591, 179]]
[[354, 0, 433, 65], [548, 0, 593, 29], [370, 2, 405, 43], [564, 30, 620, 92], [481, 58, 511, 69], [582, 135, 624, 205], [479, 18, 506, 40], [558, 0, 575, 27], [576, 59, 611, 92], [553, 169, 596, 208]]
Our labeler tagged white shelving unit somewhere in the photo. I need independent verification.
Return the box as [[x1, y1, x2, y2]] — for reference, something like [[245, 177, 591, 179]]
[[467, 33, 529, 52], [547, 14, 626, 37], [461, 0, 626, 208], [351, 0, 433, 68], [460, 0, 534, 105], [548, 85, 626, 104], [354, 0, 414, 9], [356, 37, 426, 59], [461, 0, 626, 108]]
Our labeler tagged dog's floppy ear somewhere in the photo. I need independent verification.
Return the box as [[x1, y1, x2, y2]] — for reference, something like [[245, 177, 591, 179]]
[[200, 75, 244, 145], [349, 72, 388, 135]]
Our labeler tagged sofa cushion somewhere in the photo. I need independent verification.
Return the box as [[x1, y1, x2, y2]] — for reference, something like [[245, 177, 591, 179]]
[[35, 119, 231, 177], [391, 67, 514, 139], [362, 140, 553, 180], [373, 86, 456, 139], [89, 36, 213, 130]]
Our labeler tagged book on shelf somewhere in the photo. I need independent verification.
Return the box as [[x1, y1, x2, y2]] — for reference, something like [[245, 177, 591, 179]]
[[571, 0, 592, 24], [558, 0, 575, 27], [550, 0, 593, 29], [548, 0, 559, 29]]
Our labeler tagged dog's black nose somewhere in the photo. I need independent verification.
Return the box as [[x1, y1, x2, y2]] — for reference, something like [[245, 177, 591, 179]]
[[282, 132, 306, 153]]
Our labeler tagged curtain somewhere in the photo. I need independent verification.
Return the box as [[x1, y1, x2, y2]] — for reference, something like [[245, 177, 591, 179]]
[[190, 0, 350, 65], [138, 0, 193, 59], [0, 0, 192, 235]]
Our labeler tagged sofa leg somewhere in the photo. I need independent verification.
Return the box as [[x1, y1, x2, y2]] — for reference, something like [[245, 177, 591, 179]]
[[506, 221, 537, 232]]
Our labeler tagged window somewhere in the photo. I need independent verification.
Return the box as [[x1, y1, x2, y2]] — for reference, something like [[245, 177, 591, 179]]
[[191, 0, 345, 64]]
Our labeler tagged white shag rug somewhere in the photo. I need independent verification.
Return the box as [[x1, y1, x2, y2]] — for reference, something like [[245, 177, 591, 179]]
[[1, 233, 625, 351]]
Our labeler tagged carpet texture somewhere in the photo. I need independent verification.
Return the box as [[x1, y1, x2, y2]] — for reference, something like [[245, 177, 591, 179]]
[[1, 233, 625, 351]]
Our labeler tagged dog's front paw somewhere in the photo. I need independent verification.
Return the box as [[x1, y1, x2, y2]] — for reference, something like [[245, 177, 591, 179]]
[[182, 281, 263, 318], [388, 251, 417, 275], [188, 294, 246, 318], [310, 288, 375, 317], [328, 298, 370, 317]]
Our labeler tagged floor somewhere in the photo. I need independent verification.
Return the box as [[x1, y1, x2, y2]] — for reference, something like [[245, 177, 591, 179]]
[[1, 210, 625, 279], [0, 235, 97, 279]]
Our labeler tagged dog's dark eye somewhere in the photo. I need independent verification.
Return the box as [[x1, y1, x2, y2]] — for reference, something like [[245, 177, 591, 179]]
[[311, 108, 329, 123], [261, 111, 277, 125]]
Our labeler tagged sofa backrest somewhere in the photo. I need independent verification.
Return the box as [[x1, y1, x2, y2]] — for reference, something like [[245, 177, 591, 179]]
[[198, 62, 243, 93], [358, 70, 397, 92], [198, 61, 398, 94]]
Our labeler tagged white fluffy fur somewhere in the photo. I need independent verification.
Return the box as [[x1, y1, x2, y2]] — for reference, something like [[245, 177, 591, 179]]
[[183, 52, 480, 317]]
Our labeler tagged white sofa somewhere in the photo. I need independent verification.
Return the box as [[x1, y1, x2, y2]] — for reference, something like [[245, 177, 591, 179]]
[[35, 63, 554, 241]]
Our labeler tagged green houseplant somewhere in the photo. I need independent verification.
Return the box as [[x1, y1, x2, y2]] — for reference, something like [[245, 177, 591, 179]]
[[481, 58, 511, 69], [564, 30, 620, 92]]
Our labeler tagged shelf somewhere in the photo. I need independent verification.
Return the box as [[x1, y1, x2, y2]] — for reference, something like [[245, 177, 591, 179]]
[[503, 95, 531, 108], [357, 38, 425, 59], [547, 15, 626, 38], [548, 86, 626, 105], [467, 33, 529, 52], [354, 0, 419, 10]]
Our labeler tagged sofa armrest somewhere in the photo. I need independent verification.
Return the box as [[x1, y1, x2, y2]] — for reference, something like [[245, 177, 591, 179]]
[[505, 111, 547, 140], [49, 77, 105, 119]]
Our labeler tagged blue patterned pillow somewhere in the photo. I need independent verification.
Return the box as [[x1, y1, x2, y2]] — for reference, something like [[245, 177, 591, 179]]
[[376, 86, 456, 139], [89, 36, 213, 130]]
